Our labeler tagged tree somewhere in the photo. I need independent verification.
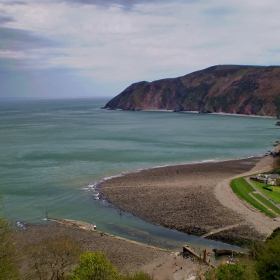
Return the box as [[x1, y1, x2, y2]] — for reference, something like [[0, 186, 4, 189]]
[[0, 218, 19, 280], [205, 260, 258, 280], [25, 235, 83, 280], [0, 193, 19, 280], [206, 228, 280, 280], [255, 234, 280, 280], [68, 251, 119, 280]]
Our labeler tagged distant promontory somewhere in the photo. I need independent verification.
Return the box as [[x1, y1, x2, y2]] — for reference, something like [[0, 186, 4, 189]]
[[104, 65, 280, 117]]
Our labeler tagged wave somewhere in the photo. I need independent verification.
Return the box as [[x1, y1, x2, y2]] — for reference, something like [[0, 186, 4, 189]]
[[81, 155, 260, 195]]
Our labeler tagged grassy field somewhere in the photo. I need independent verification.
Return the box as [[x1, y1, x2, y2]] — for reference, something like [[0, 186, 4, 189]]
[[230, 178, 277, 218], [251, 193, 280, 215], [250, 180, 280, 204]]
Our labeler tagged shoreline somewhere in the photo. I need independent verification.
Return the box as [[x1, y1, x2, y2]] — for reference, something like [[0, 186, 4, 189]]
[[100, 154, 279, 246], [119, 108, 276, 119], [214, 149, 280, 239], [94, 156, 263, 192], [207, 112, 274, 119], [14, 223, 172, 276], [14, 153, 279, 279], [46, 217, 169, 252], [15, 222, 211, 279]]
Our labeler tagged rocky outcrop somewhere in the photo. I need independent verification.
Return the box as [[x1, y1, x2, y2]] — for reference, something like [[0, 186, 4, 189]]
[[104, 65, 280, 117]]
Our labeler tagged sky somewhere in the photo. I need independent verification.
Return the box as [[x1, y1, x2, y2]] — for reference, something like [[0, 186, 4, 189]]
[[0, 0, 280, 99]]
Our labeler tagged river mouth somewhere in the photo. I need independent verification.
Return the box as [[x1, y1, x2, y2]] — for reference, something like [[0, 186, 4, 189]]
[[17, 211, 246, 266], [89, 195, 248, 261], [15, 199, 245, 259], [101, 211, 246, 254]]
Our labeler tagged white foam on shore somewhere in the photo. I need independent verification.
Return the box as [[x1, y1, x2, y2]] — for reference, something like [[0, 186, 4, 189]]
[[141, 109, 174, 112], [81, 155, 260, 191], [80, 171, 132, 199], [80, 140, 277, 195], [209, 112, 274, 119], [124, 109, 275, 119]]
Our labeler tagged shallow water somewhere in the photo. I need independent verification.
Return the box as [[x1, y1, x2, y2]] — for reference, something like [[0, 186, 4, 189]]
[[0, 98, 279, 251]]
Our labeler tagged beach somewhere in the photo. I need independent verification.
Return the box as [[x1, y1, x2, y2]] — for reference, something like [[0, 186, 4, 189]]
[[15, 223, 170, 274], [100, 155, 279, 245], [4, 99, 280, 279], [15, 223, 205, 279], [14, 154, 280, 279]]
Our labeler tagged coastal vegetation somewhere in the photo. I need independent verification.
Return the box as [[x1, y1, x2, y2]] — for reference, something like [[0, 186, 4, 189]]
[[0, 218, 19, 280], [230, 153, 280, 217], [206, 228, 280, 280], [25, 236, 83, 279], [206, 260, 257, 280], [250, 180, 280, 204], [0, 194, 19, 279], [66, 251, 119, 280], [0, 220, 154, 279], [1, 194, 155, 279], [230, 178, 278, 218], [66, 252, 153, 280], [3, 218, 279, 280], [251, 192, 280, 215]]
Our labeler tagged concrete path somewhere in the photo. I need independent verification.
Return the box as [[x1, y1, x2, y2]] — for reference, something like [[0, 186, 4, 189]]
[[245, 177, 280, 211], [248, 192, 279, 217], [200, 223, 244, 238], [214, 154, 280, 238]]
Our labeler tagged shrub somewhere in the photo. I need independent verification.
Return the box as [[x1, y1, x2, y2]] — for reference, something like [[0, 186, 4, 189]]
[[255, 234, 280, 280], [25, 235, 82, 280], [0, 218, 19, 280], [263, 186, 272, 192], [206, 260, 258, 280], [120, 271, 154, 280], [68, 251, 119, 280]]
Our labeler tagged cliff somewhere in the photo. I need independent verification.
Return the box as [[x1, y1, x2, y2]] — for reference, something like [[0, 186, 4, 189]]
[[104, 65, 280, 117]]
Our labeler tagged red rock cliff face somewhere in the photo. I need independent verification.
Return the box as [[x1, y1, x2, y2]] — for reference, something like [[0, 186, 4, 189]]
[[104, 65, 280, 117]]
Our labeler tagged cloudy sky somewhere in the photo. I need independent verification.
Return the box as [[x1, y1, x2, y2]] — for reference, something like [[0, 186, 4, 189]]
[[0, 0, 280, 99]]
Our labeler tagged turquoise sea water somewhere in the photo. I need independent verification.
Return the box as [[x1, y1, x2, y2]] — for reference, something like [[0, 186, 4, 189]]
[[0, 98, 279, 251]]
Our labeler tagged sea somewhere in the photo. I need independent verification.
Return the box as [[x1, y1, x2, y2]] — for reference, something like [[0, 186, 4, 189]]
[[0, 97, 279, 252]]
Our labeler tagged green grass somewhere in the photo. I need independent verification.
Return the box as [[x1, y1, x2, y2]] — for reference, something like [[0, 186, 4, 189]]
[[230, 178, 277, 218], [133, 93, 142, 108], [250, 180, 280, 204], [251, 193, 280, 215]]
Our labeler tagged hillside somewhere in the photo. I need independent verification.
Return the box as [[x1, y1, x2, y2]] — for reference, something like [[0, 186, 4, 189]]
[[104, 65, 280, 117]]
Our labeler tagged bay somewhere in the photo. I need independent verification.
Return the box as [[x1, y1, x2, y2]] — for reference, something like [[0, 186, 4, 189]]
[[0, 98, 279, 251]]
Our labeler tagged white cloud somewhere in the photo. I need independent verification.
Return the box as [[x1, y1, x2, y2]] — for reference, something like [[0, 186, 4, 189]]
[[1, 0, 280, 97], [0, 50, 25, 58]]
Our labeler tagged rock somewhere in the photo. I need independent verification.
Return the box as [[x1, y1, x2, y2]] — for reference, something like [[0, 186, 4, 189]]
[[103, 65, 280, 117]]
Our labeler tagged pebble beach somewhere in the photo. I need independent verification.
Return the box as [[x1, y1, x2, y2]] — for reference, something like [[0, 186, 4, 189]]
[[15, 154, 280, 279], [100, 156, 279, 245]]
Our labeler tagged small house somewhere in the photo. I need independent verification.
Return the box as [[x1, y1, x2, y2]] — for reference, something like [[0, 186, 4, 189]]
[[267, 178, 277, 186], [268, 174, 280, 180]]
